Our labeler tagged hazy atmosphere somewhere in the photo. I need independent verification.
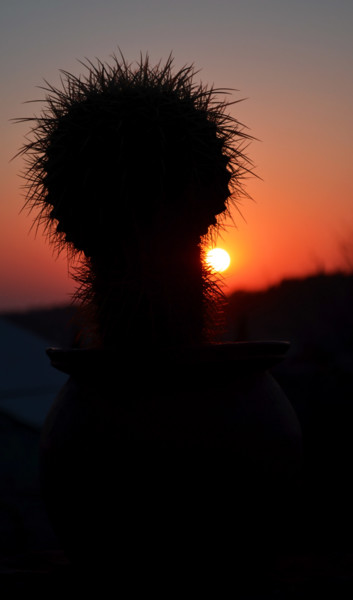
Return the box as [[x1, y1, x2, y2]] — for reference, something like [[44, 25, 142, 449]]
[[1, 2, 353, 590], [1, 0, 353, 310]]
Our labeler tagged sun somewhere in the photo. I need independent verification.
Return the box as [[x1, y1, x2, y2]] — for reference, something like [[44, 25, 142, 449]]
[[205, 248, 231, 273]]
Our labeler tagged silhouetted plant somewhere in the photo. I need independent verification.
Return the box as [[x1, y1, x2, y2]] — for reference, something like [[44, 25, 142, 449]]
[[16, 52, 253, 348]]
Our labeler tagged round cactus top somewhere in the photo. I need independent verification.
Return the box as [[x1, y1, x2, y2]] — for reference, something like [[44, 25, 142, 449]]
[[18, 53, 253, 259]]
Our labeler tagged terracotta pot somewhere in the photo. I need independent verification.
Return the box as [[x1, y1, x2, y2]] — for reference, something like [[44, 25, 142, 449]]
[[40, 341, 302, 585]]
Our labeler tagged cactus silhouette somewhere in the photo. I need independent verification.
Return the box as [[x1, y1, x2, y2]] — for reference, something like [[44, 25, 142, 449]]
[[17, 53, 253, 348]]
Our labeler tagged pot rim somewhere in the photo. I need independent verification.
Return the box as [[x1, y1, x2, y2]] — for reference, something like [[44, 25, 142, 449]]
[[46, 341, 290, 376]]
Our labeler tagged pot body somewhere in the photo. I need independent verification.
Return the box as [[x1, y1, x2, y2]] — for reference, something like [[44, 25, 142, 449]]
[[40, 342, 302, 584]]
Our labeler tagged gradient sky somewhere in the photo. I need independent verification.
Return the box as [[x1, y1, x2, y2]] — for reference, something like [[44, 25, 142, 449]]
[[1, 0, 353, 310]]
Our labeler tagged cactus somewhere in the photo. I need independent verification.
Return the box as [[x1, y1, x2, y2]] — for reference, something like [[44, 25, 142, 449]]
[[17, 53, 253, 348]]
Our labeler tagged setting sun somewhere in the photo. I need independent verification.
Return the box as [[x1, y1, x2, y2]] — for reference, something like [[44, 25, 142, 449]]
[[205, 248, 231, 273]]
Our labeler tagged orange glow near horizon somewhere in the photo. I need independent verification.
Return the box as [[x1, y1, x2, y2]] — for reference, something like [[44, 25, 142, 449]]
[[1, 164, 353, 312], [1, 3, 353, 311]]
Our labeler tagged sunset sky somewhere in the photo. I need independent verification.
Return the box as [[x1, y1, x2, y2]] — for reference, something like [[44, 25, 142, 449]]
[[1, 0, 353, 311]]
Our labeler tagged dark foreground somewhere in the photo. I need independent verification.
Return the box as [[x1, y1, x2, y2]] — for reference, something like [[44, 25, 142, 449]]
[[1, 411, 353, 597], [1, 273, 353, 595]]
